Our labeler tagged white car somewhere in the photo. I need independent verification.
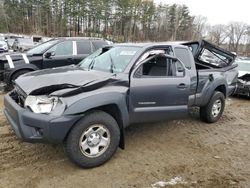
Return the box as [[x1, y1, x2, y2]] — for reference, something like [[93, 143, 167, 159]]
[[235, 60, 250, 97], [237, 60, 250, 77], [0, 40, 8, 53]]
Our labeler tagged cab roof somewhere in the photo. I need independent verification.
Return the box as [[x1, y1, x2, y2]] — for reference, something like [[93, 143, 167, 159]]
[[54, 37, 106, 41], [112, 41, 190, 49]]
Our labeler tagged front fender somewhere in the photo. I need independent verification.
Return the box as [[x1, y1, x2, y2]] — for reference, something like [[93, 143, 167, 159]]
[[64, 91, 129, 128]]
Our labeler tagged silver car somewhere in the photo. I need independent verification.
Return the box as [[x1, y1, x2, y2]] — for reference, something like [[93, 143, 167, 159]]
[[13, 38, 34, 52], [0, 40, 8, 53]]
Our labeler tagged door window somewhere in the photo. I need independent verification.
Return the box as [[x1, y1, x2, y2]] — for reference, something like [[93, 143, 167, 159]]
[[92, 41, 108, 50], [48, 41, 73, 56], [174, 47, 192, 69], [135, 55, 185, 78], [76, 41, 91, 54]]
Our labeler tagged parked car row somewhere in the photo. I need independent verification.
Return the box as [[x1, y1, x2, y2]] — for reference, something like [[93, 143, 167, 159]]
[[12, 38, 35, 52], [0, 33, 52, 53], [0, 37, 109, 89]]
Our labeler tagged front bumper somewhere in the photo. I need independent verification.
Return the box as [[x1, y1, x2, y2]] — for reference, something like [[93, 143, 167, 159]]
[[4, 93, 82, 143], [0, 49, 8, 53], [234, 84, 250, 97]]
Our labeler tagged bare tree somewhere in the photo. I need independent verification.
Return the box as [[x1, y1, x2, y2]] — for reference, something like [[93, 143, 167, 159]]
[[208, 24, 228, 45], [192, 15, 207, 40], [227, 22, 248, 53]]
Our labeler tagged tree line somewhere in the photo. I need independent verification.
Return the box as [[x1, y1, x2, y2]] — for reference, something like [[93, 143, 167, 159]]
[[0, 0, 195, 41], [0, 0, 250, 55]]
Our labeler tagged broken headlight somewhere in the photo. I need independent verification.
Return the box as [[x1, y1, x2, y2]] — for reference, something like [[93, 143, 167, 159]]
[[24, 95, 58, 114]]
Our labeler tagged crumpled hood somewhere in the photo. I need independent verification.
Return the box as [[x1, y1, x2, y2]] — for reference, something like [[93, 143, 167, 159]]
[[15, 66, 115, 95], [238, 70, 250, 77], [238, 73, 250, 82]]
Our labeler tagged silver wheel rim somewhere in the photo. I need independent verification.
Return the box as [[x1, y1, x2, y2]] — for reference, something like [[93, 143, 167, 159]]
[[79, 124, 111, 158], [212, 99, 222, 117]]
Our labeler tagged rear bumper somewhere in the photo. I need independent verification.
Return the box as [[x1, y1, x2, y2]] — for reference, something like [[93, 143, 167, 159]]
[[4, 93, 82, 143]]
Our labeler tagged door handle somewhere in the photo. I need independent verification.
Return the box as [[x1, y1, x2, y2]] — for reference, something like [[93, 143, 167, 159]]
[[177, 83, 187, 89]]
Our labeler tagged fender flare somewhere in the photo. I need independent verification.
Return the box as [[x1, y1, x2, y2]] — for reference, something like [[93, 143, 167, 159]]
[[202, 79, 227, 106], [7, 64, 39, 83], [64, 92, 129, 149]]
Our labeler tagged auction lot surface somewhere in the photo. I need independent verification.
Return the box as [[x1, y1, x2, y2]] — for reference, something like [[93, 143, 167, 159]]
[[0, 94, 249, 188]]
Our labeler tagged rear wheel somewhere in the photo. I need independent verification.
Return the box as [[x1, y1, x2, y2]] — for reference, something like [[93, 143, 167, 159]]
[[65, 111, 120, 168], [200, 91, 225, 123]]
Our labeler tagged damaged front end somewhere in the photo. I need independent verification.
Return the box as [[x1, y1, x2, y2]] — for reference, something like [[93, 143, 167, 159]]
[[11, 74, 122, 116], [9, 85, 66, 116], [235, 74, 250, 97]]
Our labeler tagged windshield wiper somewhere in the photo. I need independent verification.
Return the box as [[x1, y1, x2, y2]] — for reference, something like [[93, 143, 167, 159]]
[[109, 54, 116, 73], [88, 58, 96, 70]]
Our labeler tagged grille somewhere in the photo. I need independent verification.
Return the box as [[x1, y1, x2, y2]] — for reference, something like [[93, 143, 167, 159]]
[[14, 85, 27, 107]]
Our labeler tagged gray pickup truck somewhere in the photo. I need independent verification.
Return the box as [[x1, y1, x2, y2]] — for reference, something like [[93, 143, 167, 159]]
[[4, 40, 238, 168]]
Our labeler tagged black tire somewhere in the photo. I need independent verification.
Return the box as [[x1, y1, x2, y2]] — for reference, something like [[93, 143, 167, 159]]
[[65, 110, 120, 168], [200, 91, 225, 123]]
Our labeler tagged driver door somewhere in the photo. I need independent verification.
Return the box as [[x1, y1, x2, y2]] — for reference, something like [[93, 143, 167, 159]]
[[43, 41, 75, 68], [129, 54, 190, 123]]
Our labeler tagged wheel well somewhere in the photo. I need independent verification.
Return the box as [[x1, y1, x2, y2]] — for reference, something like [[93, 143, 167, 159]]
[[89, 104, 125, 149], [92, 104, 123, 129], [215, 85, 226, 97], [10, 68, 34, 79], [65, 104, 125, 149], [81, 104, 125, 149]]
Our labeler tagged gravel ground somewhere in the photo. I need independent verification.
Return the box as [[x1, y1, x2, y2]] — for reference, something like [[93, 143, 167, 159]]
[[0, 94, 249, 188]]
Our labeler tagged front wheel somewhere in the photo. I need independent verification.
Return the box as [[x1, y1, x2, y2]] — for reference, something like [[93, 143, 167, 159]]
[[65, 111, 120, 168], [200, 91, 225, 123]]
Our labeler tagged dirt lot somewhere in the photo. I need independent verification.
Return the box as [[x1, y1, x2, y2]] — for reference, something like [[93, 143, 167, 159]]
[[0, 94, 249, 188]]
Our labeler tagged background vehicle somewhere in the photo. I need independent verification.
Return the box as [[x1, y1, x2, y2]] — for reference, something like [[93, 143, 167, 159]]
[[0, 40, 8, 53], [6, 38, 15, 50], [4, 40, 238, 168], [12, 38, 34, 52], [235, 61, 250, 97], [0, 37, 109, 89]]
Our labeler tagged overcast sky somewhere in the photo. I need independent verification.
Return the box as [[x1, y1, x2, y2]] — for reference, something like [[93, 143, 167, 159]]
[[154, 0, 250, 25]]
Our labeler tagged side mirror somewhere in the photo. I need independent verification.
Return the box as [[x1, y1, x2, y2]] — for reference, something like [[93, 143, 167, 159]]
[[177, 66, 184, 72], [45, 51, 55, 58]]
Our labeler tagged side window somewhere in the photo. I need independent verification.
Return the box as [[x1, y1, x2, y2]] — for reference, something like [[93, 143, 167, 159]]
[[135, 55, 184, 78], [174, 47, 192, 69], [92, 41, 107, 50], [48, 41, 73, 56], [198, 48, 230, 67], [77, 41, 91, 54]]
